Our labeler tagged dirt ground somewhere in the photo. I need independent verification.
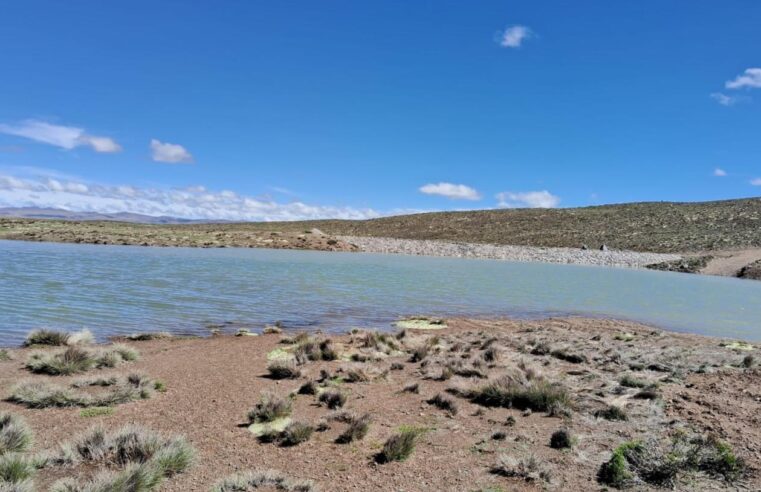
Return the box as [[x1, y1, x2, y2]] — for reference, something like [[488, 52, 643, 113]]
[[1, 317, 759, 491], [699, 248, 761, 279]]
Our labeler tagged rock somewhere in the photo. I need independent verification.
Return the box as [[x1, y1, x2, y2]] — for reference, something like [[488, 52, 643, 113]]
[[600, 244, 609, 251], [581, 244, 589, 250]]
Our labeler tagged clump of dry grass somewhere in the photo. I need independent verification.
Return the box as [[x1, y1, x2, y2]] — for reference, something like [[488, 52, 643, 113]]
[[8, 374, 158, 409], [426, 393, 458, 415], [550, 429, 574, 449], [335, 413, 371, 444], [0, 453, 36, 490], [491, 453, 552, 483], [0, 413, 33, 455], [402, 382, 419, 394], [468, 376, 570, 413], [297, 381, 317, 395], [594, 405, 628, 421], [211, 470, 316, 492], [25, 344, 139, 376], [248, 394, 292, 424], [376, 427, 422, 463], [267, 359, 301, 379], [23, 329, 93, 347], [44, 425, 194, 491], [279, 422, 314, 447], [318, 390, 346, 410]]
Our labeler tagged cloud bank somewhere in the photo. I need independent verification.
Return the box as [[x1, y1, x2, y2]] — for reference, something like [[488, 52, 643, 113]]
[[419, 182, 481, 200], [725, 68, 761, 90], [150, 139, 194, 163], [0, 174, 381, 221], [0, 120, 121, 153], [496, 190, 560, 208]]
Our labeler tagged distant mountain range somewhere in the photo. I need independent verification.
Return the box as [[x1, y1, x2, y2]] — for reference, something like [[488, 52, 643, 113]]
[[0, 207, 212, 224]]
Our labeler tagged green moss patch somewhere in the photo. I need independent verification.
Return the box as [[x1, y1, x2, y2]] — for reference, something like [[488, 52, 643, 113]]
[[720, 341, 754, 351], [80, 406, 115, 418], [266, 348, 293, 360], [395, 317, 447, 330]]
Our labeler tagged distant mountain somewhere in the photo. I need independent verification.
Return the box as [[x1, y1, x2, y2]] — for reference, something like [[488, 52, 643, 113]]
[[0, 207, 213, 224]]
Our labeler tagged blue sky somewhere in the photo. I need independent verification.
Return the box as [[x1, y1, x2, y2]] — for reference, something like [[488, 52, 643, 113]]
[[0, 1, 759, 220]]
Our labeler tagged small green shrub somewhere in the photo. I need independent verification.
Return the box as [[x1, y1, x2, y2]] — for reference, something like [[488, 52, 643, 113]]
[[0, 453, 36, 485], [248, 394, 292, 423], [0, 413, 33, 455]]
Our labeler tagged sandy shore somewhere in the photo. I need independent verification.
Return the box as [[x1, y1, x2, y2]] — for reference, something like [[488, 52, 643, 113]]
[[1, 317, 759, 491], [340, 236, 682, 269]]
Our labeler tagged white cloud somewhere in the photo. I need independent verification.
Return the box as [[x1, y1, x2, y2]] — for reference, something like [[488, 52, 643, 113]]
[[710, 92, 739, 106], [496, 190, 560, 208], [713, 168, 727, 177], [725, 68, 761, 90], [419, 182, 481, 200], [150, 139, 193, 163], [0, 173, 383, 221], [751, 178, 761, 186], [499, 25, 532, 48], [0, 120, 121, 153]]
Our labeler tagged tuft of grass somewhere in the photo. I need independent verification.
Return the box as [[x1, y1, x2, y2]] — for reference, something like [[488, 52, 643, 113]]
[[267, 360, 301, 379], [491, 454, 551, 482], [248, 394, 292, 424], [79, 407, 115, 418], [376, 428, 421, 463], [0, 413, 33, 455], [318, 390, 346, 409], [619, 374, 648, 388], [0, 453, 36, 485], [426, 393, 458, 416], [336, 413, 372, 444], [594, 405, 628, 421], [8, 374, 157, 409], [280, 422, 314, 447], [211, 470, 316, 492], [470, 377, 570, 413], [26, 347, 96, 375], [409, 345, 429, 363], [342, 368, 369, 383], [0, 349, 10, 362], [633, 385, 660, 400], [153, 380, 167, 393], [297, 381, 317, 395], [741, 354, 755, 368], [549, 429, 574, 449], [23, 329, 70, 347], [402, 382, 419, 394], [50, 462, 163, 492], [390, 362, 404, 371], [550, 349, 586, 364]]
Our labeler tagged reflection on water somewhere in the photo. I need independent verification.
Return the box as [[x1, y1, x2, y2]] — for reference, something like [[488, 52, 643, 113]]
[[2, 239, 760, 346]]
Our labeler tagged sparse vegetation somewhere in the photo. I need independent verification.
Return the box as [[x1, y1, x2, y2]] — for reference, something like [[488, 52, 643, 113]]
[[23, 329, 71, 347], [491, 454, 551, 482], [594, 405, 628, 421], [25, 344, 139, 376], [336, 413, 372, 444], [318, 390, 346, 409], [469, 376, 570, 413], [619, 374, 648, 388], [0, 349, 11, 362], [211, 470, 316, 492], [79, 407, 115, 418], [8, 374, 157, 408], [426, 393, 458, 415], [279, 422, 314, 447], [0, 413, 33, 455], [267, 359, 301, 379], [248, 394, 292, 424], [376, 428, 421, 463], [549, 429, 573, 449]]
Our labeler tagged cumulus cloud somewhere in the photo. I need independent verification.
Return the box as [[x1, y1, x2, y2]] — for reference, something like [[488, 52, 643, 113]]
[[419, 182, 481, 200], [499, 25, 532, 48], [0, 120, 121, 153], [725, 68, 761, 90], [713, 168, 727, 177], [496, 190, 560, 208], [751, 178, 761, 186], [0, 173, 383, 221], [150, 139, 193, 163]]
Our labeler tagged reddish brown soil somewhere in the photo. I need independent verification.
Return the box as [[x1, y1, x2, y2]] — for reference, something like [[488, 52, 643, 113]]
[[0, 317, 758, 491]]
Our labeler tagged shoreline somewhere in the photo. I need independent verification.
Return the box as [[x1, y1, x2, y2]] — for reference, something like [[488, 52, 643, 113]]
[[1, 316, 758, 491]]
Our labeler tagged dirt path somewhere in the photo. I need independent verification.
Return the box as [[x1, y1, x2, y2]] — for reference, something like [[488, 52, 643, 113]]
[[700, 248, 761, 277]]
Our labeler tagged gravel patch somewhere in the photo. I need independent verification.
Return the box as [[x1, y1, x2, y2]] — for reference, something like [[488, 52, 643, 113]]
[[339, 236, 681, 269]]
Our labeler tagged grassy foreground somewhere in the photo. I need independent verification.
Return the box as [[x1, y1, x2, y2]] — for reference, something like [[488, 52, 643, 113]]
[[1, 318, 759, 491]]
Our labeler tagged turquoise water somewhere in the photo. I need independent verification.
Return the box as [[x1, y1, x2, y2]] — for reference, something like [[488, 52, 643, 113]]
[[1, 239, 760, 346]]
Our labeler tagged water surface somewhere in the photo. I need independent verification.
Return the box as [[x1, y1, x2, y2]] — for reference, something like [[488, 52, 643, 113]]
[[1, 239, 760, 346]]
